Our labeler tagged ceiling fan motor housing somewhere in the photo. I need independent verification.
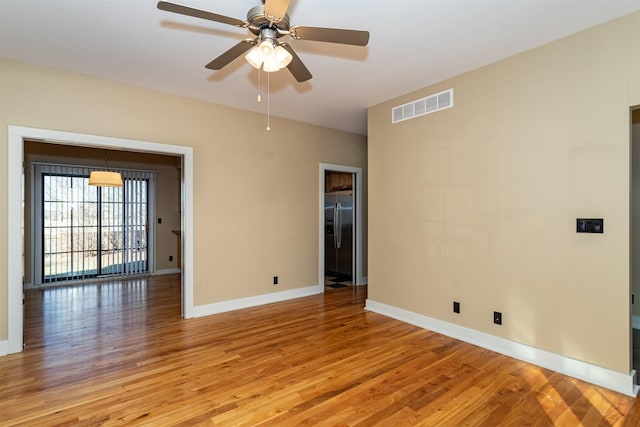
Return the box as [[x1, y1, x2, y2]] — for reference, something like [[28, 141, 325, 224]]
[[247, 5, 290, 36]]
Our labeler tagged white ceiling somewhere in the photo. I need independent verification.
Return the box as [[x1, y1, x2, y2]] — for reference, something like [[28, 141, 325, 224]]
[[1, 0, 639, 135]]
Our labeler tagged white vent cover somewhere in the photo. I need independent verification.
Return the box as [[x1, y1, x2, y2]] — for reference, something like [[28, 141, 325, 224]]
[[392, 89, 454, 124]]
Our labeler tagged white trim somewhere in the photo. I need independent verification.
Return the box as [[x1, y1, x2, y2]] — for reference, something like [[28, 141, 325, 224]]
[[182, 148, 194, 319], [7, 125, 195, 355], [0, 340, 7, 356], [319, 163, 363, 288], [155, 268, 181, 276], [633, 315, 640, 330], [193, 284, 323, 317], [365, 299, 639, 397], [7, 126, 23, 354]]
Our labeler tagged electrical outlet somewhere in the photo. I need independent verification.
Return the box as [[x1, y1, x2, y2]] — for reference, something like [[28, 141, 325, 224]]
[[493, 311, 502, 325], [453, 301, 460, 314], [169, 255, 173, 262], [273, 276, 278, 285]]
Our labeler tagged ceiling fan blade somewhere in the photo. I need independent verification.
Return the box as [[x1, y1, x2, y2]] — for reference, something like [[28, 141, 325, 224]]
[[290, 26, 369, 46], [157, 1, 248, 28], [205, 40, 256, 70], [280, 44, 312, 82], [264, 0, 291, 22]]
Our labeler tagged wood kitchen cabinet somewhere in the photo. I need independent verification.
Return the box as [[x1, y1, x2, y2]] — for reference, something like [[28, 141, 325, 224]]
[[326, 171, 353, 191]]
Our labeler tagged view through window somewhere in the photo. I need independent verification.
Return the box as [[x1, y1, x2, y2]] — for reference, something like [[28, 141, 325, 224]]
[[39, 165, 152, 283]]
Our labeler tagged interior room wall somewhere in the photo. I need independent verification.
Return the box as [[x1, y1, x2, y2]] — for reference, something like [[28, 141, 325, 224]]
[[22, 141, 181, 287], [367, 12, 639, 374], [0, 58, 368, 341]]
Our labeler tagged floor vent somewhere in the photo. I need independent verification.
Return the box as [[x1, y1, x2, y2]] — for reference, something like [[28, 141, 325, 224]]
[[392, 88, 453, 124]]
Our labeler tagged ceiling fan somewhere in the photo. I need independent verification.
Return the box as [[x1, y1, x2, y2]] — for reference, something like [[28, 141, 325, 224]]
[[157, 0, 369, 82]]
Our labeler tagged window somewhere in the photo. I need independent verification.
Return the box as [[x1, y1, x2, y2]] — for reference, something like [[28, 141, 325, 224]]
[[34, 164, 155, 285]]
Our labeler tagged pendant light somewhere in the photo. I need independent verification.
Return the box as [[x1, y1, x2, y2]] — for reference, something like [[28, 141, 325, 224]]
[[89, 150, 123, 187]]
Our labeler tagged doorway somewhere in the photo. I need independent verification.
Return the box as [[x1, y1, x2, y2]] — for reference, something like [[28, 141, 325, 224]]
[[324, 171, 354, 288], [631, 107, 640, 383], [319, 163, 363, 291], [7, 126, 194, 354]]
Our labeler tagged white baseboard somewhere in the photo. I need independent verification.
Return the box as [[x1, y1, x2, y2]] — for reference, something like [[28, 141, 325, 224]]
[[0, 340, 7, 356], [155, 268, 181, 276], [194, 285, 323, 318], [633, 315, 640, 330], [365, 299, 639, 397]]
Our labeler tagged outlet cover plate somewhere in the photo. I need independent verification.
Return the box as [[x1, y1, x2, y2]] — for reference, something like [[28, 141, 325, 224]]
[[494, 311, 502, 325]]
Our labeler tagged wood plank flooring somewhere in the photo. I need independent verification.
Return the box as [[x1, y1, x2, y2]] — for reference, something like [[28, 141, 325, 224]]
[[1, 274, 640, 426]]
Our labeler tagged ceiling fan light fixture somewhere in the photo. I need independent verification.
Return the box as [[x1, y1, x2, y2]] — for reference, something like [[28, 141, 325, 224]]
[[246, 43, 292, 72], [262, 59, 280, 73], [262, 45, 293, 72], [274, 45, 292, 67], [258, 38, 275, 57], [245, 46, 264, 69]]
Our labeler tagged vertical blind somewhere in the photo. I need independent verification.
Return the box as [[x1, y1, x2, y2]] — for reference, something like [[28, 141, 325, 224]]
[[35, 163, 154, 285]]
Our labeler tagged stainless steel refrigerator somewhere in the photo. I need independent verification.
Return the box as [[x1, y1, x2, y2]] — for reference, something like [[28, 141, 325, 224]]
[[325, 190, 353, 281]]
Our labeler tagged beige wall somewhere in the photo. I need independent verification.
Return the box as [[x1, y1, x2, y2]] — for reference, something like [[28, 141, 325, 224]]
[[0, 59, 367, 340], [368, 12, 639, 373], [22, 142, 181, 286]]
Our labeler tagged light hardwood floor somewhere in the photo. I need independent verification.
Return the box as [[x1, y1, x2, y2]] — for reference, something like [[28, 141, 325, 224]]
[[1, 274, 640, 426]]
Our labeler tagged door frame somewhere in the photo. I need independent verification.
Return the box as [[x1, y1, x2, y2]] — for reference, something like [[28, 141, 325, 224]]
[[631, 106, 640, 380], [7, 126, 194, 354], [319, 163, 363, 288]]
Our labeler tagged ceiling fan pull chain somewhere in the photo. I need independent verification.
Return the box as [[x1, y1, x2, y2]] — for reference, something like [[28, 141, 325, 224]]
[[266, 70, 271, 132], [257, 67, 262, 103]]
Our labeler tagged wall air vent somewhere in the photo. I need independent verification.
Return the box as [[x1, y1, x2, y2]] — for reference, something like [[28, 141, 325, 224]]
[[391, 88, 454, 124]]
